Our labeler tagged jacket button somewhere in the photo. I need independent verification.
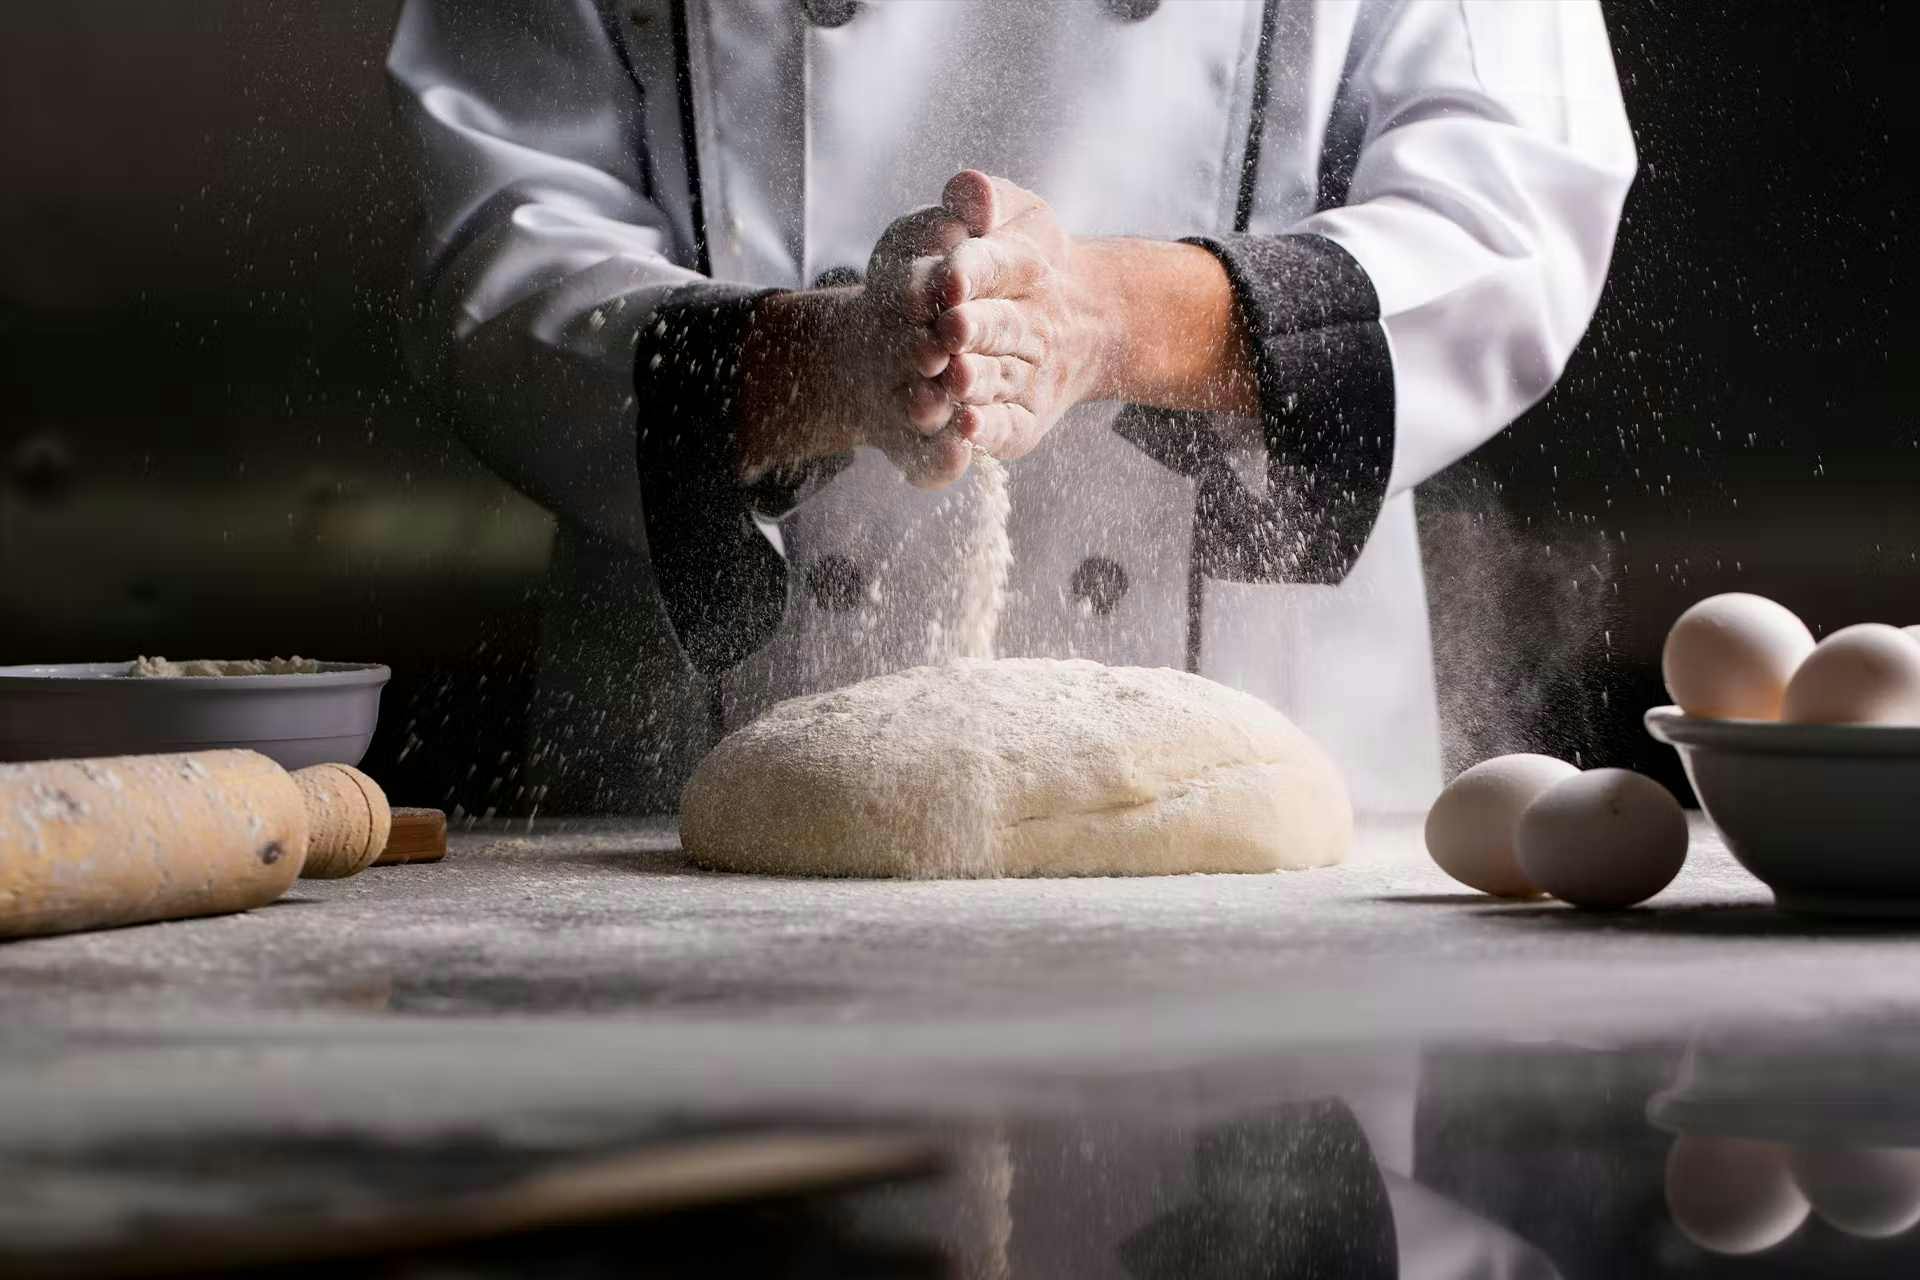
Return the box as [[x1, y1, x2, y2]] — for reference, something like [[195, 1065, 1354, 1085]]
[[1071, 556, 1129, 617], [1103, 0, 1160, 18], [799, 0, 859, 28], [807, 554, 866, 611]]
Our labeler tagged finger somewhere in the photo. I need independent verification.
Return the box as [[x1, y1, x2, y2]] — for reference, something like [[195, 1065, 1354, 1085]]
[[902, 256, 949, 323], [933, 237, 1047, 306], [992, 203, 1071, 262], [941, 170, 1044, 237], [936, 299, 1043, 360], [951, 401, 1039, 459], [939, 353, 1032, 405], [867, 205, 970, 282], [893, 431, 972, 490], [872, 205, 970, 265], [911, 329, 951, 378], [905, 377, 954, 433]]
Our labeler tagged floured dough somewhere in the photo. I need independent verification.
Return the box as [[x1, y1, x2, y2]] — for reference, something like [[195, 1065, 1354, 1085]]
[[681, 658, 1353, 878]]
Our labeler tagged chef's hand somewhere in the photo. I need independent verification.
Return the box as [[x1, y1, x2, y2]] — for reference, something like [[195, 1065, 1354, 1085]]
[[928, 170, 1263, 457], [852, 204, 973, 487], [929, 171, 1119, 459], [740, 174, 1257, 487], [739, 205, 973, 489]]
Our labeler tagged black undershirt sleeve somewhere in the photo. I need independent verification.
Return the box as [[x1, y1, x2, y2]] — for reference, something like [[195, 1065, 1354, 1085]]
[[633, 283, 846, 676], [1165, 232, 1396, 586]]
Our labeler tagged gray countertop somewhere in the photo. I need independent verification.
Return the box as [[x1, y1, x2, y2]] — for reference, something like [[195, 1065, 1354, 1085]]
[[2, 816, 1910, 1125], [5, 816, 1919, 1276]]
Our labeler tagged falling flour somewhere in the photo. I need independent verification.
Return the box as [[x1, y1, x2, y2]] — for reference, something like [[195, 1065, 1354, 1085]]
[[947, 449, 1011, 662], [128, 657, 323, 678]]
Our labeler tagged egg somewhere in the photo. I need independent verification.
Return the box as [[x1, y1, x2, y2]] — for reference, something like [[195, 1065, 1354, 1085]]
[[1666, 1134, 1811, 1255], [1780, 623, 1920, 725], [1515, 769, 1688, 909], [1424, 754, 1578, 897], [1662, 593, 1815, 720], [1789, 1147, 1920, 1239]]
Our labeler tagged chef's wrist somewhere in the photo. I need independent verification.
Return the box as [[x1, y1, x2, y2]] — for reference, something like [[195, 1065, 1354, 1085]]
[[1076, 237, 1260, 415], [737, 287, 865, 483]]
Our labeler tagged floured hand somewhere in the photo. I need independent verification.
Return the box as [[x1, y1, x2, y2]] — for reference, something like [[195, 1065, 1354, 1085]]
[[930, 171, 1120, 460], [854, 204, 975, 487], [739, 205, 972, 489]]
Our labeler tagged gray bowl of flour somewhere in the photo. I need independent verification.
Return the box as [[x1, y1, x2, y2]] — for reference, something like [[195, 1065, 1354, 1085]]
[[0, 659, 389, 769]]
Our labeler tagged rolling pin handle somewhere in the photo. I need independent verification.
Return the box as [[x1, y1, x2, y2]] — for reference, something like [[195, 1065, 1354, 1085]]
[[291, 763, 393, 879]]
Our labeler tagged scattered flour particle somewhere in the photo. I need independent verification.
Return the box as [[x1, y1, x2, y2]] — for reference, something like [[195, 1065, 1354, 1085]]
[[945, 450, 1011, 663]]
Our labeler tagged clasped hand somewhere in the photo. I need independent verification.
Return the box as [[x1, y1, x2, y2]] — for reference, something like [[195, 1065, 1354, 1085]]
[[738, 172, 1250, 490], [854, 170, 1116, 488]]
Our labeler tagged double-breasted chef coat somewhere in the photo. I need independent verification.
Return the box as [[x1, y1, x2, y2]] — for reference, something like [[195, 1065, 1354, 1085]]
[[388, 0, 1635, 815]]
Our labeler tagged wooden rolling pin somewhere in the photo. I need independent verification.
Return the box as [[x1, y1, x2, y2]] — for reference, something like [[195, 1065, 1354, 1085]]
[[291, 761, 392, 879], [0, 750, 391, 941]]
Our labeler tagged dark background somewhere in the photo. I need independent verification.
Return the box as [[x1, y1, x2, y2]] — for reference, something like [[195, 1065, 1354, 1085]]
[[0, 1, 1909, 816]]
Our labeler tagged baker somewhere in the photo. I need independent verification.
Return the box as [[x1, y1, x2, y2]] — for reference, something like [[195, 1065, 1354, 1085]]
[[387, 0, 1635, 814]]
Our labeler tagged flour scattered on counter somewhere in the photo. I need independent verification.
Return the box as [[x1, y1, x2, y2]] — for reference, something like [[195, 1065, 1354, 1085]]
[[128, 656, 322, 678]]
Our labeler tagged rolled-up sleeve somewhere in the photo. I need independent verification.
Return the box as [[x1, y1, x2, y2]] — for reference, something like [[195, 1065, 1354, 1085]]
[[1184, 232, 1395, 585], [389, 1, 817, 673], [1302, 0, 1636, 496], [387, 0, 703, 552], [1179, 0, 1636, 585]]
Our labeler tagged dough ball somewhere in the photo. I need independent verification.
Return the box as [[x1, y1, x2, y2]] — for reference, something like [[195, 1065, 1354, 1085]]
[[1662, 594, 1814, 720], [681, 659, 1352, 878], [1789, 1147, 1920, 1239], [1423, 754, 1577, 897], [1780, 623, 1920, 726], [1515, 769, 1688, 909], [1666, 1134, 1810, 1255]]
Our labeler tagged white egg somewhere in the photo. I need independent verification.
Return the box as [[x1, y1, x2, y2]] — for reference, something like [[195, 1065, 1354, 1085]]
[[1424, 754, 1578, 897], [1515, 769, 1688, 909], [1662, 593, 1814, 720], [1780, 623, 1920, 725], [1789, 1147, 1920, 1239], [1666, 1134, 1810, 1255]]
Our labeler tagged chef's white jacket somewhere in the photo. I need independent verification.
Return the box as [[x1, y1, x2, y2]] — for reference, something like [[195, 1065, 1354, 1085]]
[[387, 0, 1635, 814]]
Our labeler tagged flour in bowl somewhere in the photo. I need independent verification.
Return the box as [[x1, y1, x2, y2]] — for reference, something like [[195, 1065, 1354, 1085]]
[[129, 656, 322, 678]]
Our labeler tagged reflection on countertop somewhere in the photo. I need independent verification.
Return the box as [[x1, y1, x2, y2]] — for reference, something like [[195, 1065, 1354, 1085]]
[[9, 1030, 1920, 1276], [6, 818, 1920, 1274]]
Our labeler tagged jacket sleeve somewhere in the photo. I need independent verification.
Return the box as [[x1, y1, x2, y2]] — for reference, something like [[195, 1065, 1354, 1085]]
[[387, 1, 807, 672], [1184, 0, 1636, 584]]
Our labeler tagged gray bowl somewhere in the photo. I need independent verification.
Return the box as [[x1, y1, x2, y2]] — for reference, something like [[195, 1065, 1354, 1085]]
[[1646, 705, 1920, 918], [0, 661, 390, 770]]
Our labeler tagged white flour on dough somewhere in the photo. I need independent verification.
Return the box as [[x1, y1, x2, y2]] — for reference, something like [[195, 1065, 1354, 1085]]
[[682, 658, 1353, 879]]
